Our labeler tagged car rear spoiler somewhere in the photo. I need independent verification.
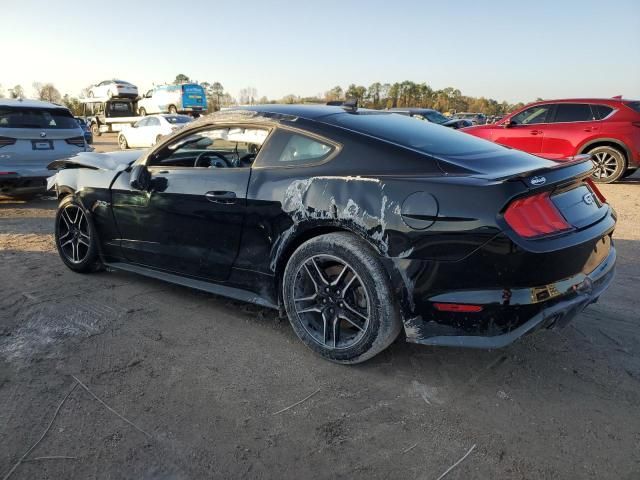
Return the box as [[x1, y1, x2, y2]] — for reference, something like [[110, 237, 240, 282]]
[[493, 154, 593, 186]]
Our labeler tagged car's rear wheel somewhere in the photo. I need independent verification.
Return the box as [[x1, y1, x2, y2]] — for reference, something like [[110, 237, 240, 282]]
[[118, 134, 128, 150], [282, 232, 401, 364], [168, 105, 177, 114], [139, 107, 147, 116], [589, 146, 626, 183], [90, 122, 100, 137], [55, 196, 102, 273], [155, 134, 163, 145]]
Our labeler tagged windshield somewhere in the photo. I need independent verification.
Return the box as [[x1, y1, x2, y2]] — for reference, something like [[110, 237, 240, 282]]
[[0, 107, 78, 129], [423, 110, 449, 124], [164, 115, 192, 124]]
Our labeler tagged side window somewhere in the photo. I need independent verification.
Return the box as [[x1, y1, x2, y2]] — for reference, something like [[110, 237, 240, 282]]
[[511, 105, 552, 125], [593, 105, 614, 120], [148, 117, 160, 127], [135, 118, 148, 127], [257, 130, 335, 167], [148, 126, 269, 168], [552, 104, 594, 123]]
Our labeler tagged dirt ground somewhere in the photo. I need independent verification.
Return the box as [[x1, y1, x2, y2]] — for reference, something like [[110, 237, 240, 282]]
[[1, 138, 639, 479]]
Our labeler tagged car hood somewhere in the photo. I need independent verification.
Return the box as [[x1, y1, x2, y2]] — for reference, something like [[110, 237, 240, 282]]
[[47, 150, 142, 171]]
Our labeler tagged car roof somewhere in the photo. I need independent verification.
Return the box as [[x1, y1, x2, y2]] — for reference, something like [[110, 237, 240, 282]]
[[527, 97, 636, 106], [0, 98, 68, 109], [236, 104, 372, 121], [387, 108, 439, 114]]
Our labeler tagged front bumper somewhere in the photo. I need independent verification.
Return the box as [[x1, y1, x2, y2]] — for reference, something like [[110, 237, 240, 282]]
[[405, 242, 616, 348]]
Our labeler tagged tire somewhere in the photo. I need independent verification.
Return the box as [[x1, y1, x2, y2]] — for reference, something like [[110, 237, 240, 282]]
[[55, 196, 102, 273], [139, 107, 147, 116], [168, 105, 177, 114], [622, 168, 638, 179], [90, 122, 101, 137], [88, 91, 94, 98], [282, 232, 402, 364], [118, 134, 128, 150], [155, 134, 163, 145], [589, 146, 626, 183]]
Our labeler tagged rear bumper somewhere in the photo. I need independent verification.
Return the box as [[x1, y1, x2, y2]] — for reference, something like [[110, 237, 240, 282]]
[[0, 174, 49, 196], [404, 242, 616, 348]]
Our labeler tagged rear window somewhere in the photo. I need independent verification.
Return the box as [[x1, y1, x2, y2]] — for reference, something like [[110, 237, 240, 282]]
[[625, 101, 640, 113], [553, 104, 594, 122], [328, 111, 504, 156], [326, 111, 555, 176], [0, 107, 77, 129], [593, 105, 614, 120]]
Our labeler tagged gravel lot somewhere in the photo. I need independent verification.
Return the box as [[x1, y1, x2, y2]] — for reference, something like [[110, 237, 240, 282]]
[[1, 137, 639, 479]]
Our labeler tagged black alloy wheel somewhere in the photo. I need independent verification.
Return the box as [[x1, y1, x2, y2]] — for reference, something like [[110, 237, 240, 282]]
[[283, 232, 401, 364], [293, 254, 371, 350], [55, 197, 101, 273]]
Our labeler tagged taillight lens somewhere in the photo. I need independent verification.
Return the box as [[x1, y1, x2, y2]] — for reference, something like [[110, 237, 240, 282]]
[[585, 178, 607, 204], [0, 171, 17, 175], [632, 121, 640, 128], [434, 303, 483, 313], [0, 136, 16, 147], [65, 136, 85, 147], [504, 192, 571, 238]]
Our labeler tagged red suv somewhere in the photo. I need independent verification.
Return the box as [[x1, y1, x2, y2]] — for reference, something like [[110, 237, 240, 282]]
[[462, 98, 640, 183]]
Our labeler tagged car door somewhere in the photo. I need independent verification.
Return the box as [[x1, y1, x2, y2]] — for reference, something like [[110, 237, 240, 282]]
[[494, 104, 553, 154], [128, 118, 148, 147], [110, 124, 270, 281], [540, 103, 598, 160], [141, 117, 161, 146]]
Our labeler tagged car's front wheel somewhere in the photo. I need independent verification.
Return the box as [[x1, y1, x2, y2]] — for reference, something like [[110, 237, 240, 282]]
[[589, 145, 626, 183], [118, 134, 128, 150], [168, 105, 177, 114], [282, 232, 401, 364], [139, 107, 147, 116], [55, 196, 102, 273]]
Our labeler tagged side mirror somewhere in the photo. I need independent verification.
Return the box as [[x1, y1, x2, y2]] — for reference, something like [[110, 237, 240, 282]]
[[503, 120, 516, 128], [130, 164, 150, 190]]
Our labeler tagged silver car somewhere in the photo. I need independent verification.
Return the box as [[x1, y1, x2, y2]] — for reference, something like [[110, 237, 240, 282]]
[[0, 99, 88, 197]]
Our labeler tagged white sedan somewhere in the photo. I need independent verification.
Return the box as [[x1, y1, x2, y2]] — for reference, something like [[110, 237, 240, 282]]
[[117, 114, 193, 149], [89, 79, 138, 99]]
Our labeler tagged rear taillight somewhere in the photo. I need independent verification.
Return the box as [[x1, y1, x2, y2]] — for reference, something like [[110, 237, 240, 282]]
[[65, 136, 85, 147], [632, 121, 640, 128], [585, 178, 607, 204], [0, 136, 16, 147], [0, 171, 17, 175], [504, 192, 571, 238]]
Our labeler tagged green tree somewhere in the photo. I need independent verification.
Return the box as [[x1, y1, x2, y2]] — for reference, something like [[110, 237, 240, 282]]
[[173, 73, 190, 84], [325, 86, 343, 102], [345, 84, 367, 103], [33, 82, 62, 103], [0, 84, 4, 98], [9, 84, 24, 99], [62, 94, 82, 115]]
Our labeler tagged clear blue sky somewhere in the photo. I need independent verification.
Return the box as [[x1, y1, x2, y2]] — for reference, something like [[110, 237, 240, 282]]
[[2, 0, 639, 103]]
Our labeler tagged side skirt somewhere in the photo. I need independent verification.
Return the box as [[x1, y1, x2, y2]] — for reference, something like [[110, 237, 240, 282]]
[[104, 262, 278, 309]]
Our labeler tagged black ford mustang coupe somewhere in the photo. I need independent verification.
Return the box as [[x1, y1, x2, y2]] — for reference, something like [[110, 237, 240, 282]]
[[48, 105, 616, 363]]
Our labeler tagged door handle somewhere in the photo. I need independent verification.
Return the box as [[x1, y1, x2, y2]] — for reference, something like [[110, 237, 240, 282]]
[[205, 191, 236, 204], [530, 130, 542, 135]]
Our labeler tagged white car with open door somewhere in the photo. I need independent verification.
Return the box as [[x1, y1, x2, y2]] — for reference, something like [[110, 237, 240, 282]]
[[117, 114, 192, 149]]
